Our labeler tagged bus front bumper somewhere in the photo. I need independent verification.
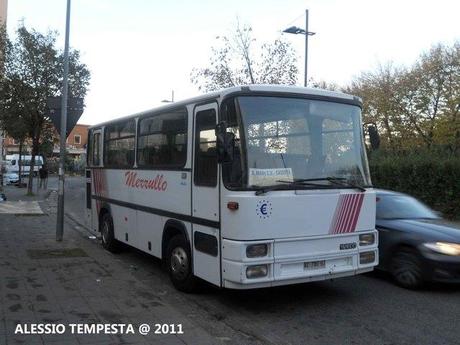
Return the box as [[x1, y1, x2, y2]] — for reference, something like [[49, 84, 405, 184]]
[[221, 234, 378, 289]]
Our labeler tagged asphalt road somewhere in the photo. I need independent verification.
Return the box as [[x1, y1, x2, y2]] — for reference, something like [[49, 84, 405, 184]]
[[61, 176, 460, 345]]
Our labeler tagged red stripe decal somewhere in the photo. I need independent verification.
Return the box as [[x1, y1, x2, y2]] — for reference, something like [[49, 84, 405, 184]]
[[329, 196, 342, 234], [334, 195, 347, 234], [102, 170, 106, 197], [343, 194, 357, 233], [330, 194, 365, 234], [349, 194, 365, 231], [329, 198, 341, 234], [94, 169, 100, 213], [330, 195, 346, 234], [337, 194, 352, 233]]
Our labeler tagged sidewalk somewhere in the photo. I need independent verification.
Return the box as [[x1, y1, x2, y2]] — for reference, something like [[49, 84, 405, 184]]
[[0, 182, 51, 216], [0, 176, 51, 202], [0, 191, 223, 345]]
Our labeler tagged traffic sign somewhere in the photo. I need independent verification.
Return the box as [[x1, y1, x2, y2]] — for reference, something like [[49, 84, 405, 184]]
[[46, 96, 84, 138]]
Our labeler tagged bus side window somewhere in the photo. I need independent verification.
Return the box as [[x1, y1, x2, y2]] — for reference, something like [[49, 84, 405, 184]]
[[194, 109, 217, 187], [93, 133, 101, 166], [137, 109, 188, 168], [87, 129, 92, 166], [104, 121, 135, 168]]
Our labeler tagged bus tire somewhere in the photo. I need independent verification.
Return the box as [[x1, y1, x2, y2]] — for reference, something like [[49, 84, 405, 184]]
[[166, 235, 197, 292], [100, 213, 121, 253]]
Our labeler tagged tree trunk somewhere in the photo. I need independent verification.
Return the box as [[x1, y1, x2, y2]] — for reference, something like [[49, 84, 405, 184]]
[[18, 140, 23, 185], [245, 55, 255, 84], [26, 136, 39, 194], [382, 117, 394, 150]]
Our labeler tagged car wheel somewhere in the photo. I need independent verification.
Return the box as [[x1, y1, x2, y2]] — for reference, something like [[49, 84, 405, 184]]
[[390, 247, 424, 289], [100, 213, 121, 253], [166, 235, 197, 292]]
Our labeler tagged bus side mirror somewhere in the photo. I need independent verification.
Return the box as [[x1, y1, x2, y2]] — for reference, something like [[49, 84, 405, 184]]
[[363, 123, 380, 151], [368, 124, 380, 150], [215, 121, 235, 163]]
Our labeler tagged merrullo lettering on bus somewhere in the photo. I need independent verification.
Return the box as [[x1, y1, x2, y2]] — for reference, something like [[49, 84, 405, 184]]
[[124, 171, 168, 191], [85, 85, 378, 292]]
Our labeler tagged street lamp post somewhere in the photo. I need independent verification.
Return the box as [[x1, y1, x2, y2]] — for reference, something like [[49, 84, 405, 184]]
[[56, 0, 71, 241], [0, 131, 3, 190], [161, 90, 174, 103], [283, 9, 316, 87]]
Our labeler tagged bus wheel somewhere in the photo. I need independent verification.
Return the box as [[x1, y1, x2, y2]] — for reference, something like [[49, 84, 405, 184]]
[[390, 247, 423, 289], [166, 235, 197, 292], [100, 213, 120, 253]]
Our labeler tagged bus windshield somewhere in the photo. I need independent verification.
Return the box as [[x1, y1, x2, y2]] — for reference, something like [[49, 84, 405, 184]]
[[223, 96, 371, 189]]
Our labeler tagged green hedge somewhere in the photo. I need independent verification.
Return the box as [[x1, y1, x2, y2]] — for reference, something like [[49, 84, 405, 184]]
[[369, 152, 460, 220]]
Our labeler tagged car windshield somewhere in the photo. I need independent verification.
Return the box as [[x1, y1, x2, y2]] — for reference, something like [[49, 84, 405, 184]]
[[376, 194, 438, 219], [222, 95, 371, 189]]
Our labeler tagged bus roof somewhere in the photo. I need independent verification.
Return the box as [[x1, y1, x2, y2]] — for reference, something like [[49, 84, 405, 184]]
[[89, 85, 361, 129]]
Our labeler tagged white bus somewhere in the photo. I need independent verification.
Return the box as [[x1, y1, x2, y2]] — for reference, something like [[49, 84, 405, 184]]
[[86, 85, 378, 291], [5, 154, 44, 176]]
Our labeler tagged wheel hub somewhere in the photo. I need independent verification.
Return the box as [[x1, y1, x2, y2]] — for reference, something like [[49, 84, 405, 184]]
[[171, 247, 189, 280], [102, 222, 109, 244]]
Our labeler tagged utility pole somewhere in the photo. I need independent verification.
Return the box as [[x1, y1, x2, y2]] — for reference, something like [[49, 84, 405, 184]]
[[0, 0, 7, 190], [304, 9, 309, 87], [0, 131, 3, 190], [282, 10, 316, 87], [161, 90, 175, 103], [56, 0, 71, 241]]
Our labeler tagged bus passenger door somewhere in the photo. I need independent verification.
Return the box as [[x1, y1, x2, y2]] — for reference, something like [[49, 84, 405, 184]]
[[192, 103, 221, 286], [88, 129, 103, 234]]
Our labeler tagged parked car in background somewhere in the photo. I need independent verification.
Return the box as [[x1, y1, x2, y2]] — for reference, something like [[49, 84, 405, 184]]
[[376, 190, 460, 289], [4, 172, 19, 185]]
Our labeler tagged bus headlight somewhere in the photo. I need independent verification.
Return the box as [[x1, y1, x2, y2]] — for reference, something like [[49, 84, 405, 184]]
[[246, 244, 268, 258], [359, 233, 375, 246], [360, 251, 375, 264], [423, 242, 460, 256], [246, 264, 268, 279]]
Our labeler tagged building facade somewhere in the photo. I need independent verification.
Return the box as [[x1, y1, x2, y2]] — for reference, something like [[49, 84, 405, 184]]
[[64, 124, 90, 156], [0, 0, 6, 26], [3, 124, 90, 159]]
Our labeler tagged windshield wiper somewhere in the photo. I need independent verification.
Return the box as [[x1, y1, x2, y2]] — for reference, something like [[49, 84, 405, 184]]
[[324, 177, 366, 192], [276, 180, 336, 188], [254, 177, 367, 196], [254, 184, 290, 196], [255, 180, 335, 196], [290, 176, 367, 192], [293, 177, 346, 182]]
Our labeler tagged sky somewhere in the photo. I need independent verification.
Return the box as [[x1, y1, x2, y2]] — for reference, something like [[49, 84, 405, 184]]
[[6, 0, 460, 125]]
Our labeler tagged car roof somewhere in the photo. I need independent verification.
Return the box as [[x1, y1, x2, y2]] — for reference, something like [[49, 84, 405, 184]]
[[374, 189, 408, 197]]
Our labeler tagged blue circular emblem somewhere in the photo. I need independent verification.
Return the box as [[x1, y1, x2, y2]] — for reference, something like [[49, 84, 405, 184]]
[[256, 200, 272, 219]]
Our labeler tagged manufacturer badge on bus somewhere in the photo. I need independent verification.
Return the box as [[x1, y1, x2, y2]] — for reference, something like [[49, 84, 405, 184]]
[[340, 242, 357, 250]]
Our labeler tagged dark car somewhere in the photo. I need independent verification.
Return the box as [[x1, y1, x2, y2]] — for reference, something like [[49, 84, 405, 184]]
[[376, 190, 460, 288]]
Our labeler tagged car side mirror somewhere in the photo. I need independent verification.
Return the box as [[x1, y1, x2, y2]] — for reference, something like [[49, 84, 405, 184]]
[[215, 121, 235, 163]]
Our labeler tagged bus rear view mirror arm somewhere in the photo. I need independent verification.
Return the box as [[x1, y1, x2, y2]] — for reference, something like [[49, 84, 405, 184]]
[[215, 121, 235, 163]]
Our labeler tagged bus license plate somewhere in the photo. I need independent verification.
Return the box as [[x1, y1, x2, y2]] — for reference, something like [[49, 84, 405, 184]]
[[304, 260, 326, 270]]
